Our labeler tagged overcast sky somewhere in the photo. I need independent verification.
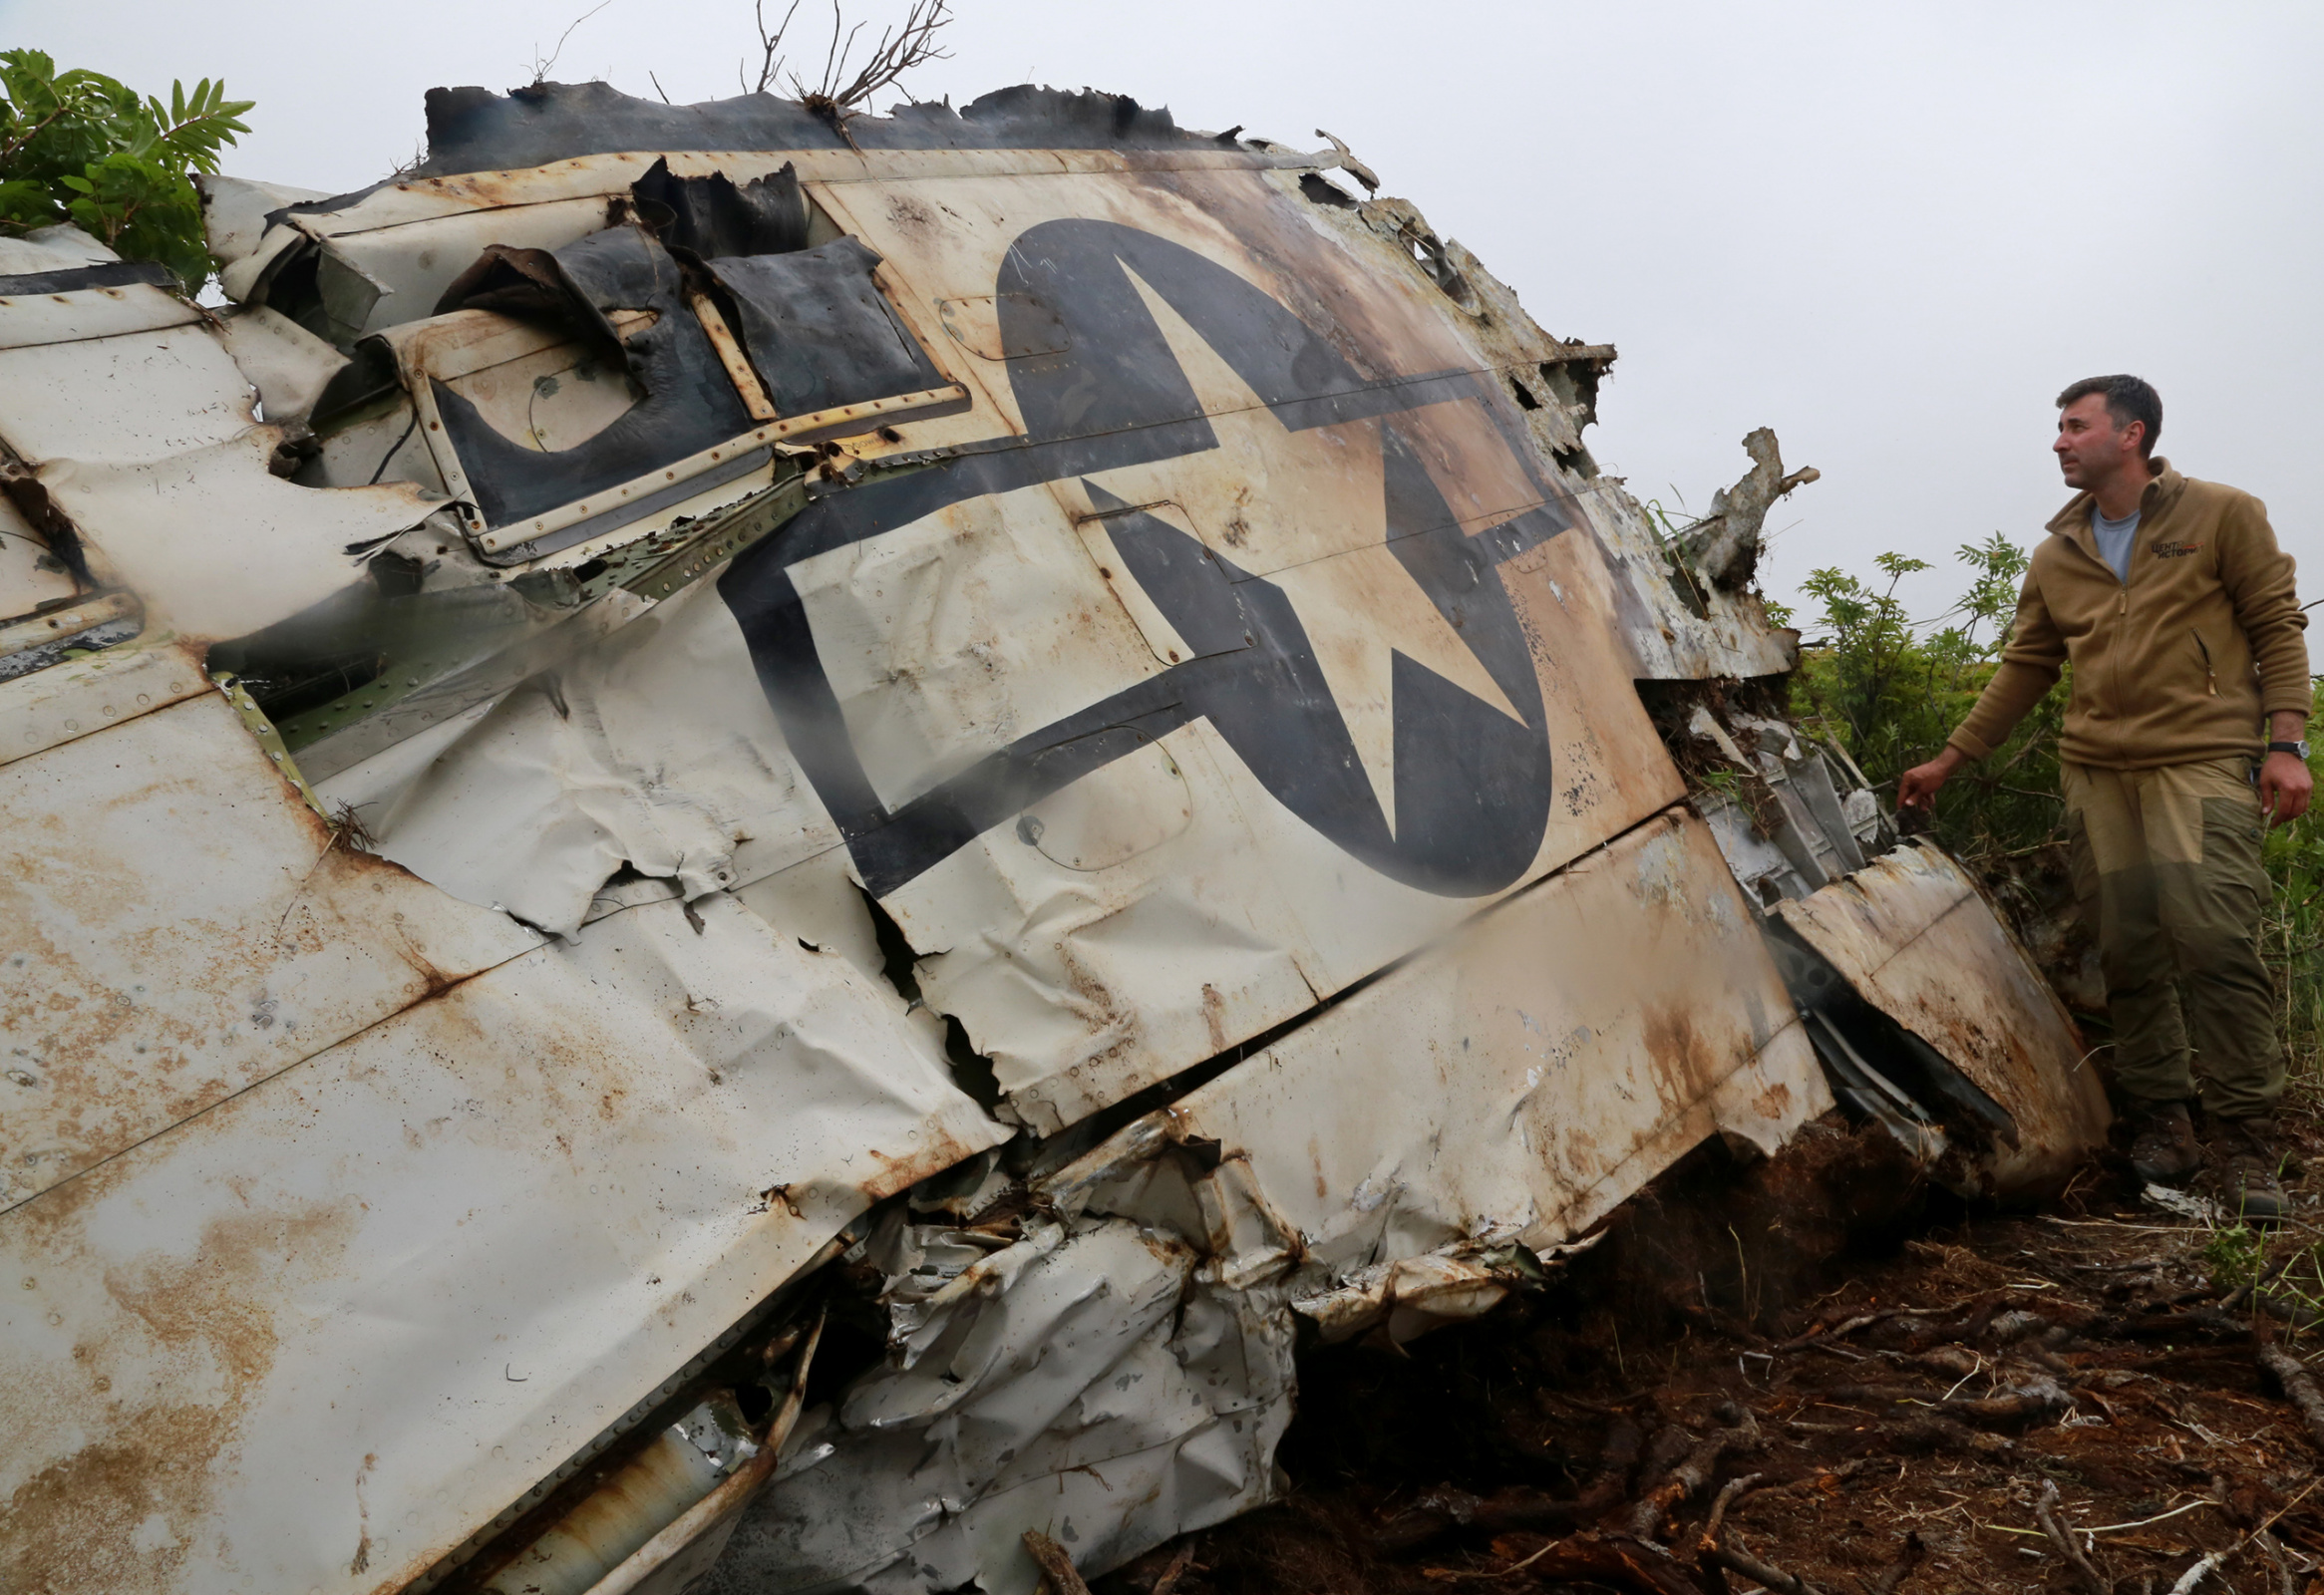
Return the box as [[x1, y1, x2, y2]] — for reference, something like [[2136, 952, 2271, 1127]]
[[10, 0, 2321, 624]]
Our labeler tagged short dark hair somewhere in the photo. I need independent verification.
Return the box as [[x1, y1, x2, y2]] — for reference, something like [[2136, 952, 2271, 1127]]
[[2056, 374, 2161, 458]]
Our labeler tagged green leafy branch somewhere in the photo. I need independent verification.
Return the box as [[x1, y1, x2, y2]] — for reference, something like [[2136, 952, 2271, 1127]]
[[0, 50, 253, 291]]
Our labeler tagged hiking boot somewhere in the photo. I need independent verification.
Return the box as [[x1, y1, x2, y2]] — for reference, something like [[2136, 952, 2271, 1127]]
[[2127, 1099, 2202, 1184], [2211, 1116, 2289, 1227]]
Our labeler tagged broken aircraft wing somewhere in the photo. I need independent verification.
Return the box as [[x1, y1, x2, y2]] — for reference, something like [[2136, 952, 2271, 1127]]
[[0, 81, 2105, 1595]]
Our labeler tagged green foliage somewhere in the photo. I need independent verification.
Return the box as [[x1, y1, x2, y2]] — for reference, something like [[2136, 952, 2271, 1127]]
[[0, 50, 252, 291], [2201, 1221, 2263, 1293], [1789, 534, 2069, 867]]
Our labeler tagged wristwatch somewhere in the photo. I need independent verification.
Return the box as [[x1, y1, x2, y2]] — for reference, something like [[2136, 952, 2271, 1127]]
[[2269, 740, 2312, 760]]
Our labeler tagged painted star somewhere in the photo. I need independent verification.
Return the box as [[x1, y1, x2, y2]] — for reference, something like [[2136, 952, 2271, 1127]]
[[1082, 268, 1526, 833]]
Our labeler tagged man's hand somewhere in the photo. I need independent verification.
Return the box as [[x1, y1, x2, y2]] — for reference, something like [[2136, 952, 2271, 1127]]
[[2261, 750, 2313, 827], [1897, 746, 1968, 812]]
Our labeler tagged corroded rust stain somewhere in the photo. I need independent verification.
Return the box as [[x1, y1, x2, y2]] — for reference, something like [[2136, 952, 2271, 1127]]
[[856, 1126, 990, 1200], [1, 692, 534, 1211], [1639, 1002, 1723, 1116], [2, 1196, 360, 1593]]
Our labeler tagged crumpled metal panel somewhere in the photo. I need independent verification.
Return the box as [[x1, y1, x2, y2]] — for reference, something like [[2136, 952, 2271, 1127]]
[[795, 162, 1684, 1130], [0, 487, 78, 619], [1774, 839, 2111, 1192], [0, 298, 447, 640], [0, 685, 538, 1209], [0, 883, 1004, 1595], [0, 634, 211, 768], [1044, 806, 1826, 1279], [321, 575, 839, 941], [1433, 234, 1797, 684], [712, 1218, 1290, 1595], [0, 277, 201, 349], [720, 806, 1825, 1595], [331, 152, 1686, 1140]]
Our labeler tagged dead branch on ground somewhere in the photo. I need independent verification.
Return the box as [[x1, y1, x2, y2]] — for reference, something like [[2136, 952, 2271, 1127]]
[[1624, 1411, 1760, 1538], [2033, 1478, 2112, 1595], [1703, 1533, 1828, 1595], [2257, 1338, 2324, 1454]]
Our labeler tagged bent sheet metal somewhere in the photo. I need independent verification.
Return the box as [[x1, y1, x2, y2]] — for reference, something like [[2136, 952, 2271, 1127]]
[[0, 81, 2104, 1595]]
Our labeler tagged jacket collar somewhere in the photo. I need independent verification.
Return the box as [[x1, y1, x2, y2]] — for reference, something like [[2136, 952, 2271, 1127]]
[[2047, 459, 2186, 563]]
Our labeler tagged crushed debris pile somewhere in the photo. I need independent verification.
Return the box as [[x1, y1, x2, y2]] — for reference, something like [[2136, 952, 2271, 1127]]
[[1103, 1116, 2324, 1595]]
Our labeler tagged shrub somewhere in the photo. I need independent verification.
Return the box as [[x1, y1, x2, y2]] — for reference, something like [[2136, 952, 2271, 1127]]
[[0, 50, 252, 291], [1788, 534, 2068, 870]]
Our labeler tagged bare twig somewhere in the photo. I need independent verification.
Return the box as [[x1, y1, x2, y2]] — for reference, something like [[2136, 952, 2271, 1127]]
[[1704, 1536, 1828, 1595], [2161, 1476, 2324, 1595], [527, 0, 614, 85], [1778, 1294, 1995, 1352], [1625, 1417, 1759, 1538], [1023, 1529, 1093, 1595], [1149, 1543, 1196, 1595], [1749, 1458, 1882, 1500], [2032, 1479, 2111, 1595], [749, 0, 952, 115], [1695, 1471, 1760, 1556], [746, 0, 806, 93], [2257, 1529, 2299, 1595], [2221, 1245, 2301, 1312], [273, 800, 376, 940], [1418, 1539, 1561, 1583]]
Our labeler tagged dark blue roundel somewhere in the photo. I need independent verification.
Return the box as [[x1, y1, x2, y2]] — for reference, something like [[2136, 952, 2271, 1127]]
[[719, 220, 1568, 899]]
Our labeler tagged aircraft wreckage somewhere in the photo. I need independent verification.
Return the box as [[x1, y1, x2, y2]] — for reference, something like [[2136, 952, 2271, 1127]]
[[0, 80, 2110, 1595]]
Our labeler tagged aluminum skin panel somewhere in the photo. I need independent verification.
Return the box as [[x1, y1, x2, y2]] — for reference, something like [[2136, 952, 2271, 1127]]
[[1774, 839, 2112, 1192], [0, 891, 1004, 1595]]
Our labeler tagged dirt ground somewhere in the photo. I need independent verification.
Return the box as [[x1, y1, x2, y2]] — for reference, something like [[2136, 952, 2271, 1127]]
[[1096, 1095, 2324, 1595]]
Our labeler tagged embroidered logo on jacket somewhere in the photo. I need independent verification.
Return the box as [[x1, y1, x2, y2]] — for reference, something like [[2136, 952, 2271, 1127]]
[[2151, 539, 2203, 559]]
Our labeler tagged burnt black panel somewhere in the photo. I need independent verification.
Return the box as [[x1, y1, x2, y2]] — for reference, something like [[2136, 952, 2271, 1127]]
[[431, 224, 754, 527], [411, 83, 1225, 180], [631, 157, 811, 260], [705, 238, 945, 417]]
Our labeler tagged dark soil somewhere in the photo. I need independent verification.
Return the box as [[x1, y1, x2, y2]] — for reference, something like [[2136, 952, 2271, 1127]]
[[1098, 1107, 2324, 1595]]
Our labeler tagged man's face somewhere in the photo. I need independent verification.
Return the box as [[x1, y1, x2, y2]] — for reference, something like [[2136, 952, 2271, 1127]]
[[2054, 393, 2145, 488]]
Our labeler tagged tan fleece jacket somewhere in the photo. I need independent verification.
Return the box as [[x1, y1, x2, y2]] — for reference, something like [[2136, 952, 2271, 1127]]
[[1948, 461, 2311, 770]]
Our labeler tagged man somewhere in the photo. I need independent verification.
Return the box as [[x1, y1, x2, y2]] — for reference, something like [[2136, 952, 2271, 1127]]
[[1898, 376, 2312, 1220]]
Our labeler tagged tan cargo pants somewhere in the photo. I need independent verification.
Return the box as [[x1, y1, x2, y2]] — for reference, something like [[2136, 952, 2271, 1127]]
[[2063, 757, 2283, 1119]]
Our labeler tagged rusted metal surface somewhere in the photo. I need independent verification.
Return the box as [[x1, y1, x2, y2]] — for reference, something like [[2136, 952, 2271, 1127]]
[[1774, 839, 2113, 1194], [0, 686, 539, 1209], [0, 79, 2114, 1595], [1078, 808, 1830, 1261], [0, 886, 1002, 1595]]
